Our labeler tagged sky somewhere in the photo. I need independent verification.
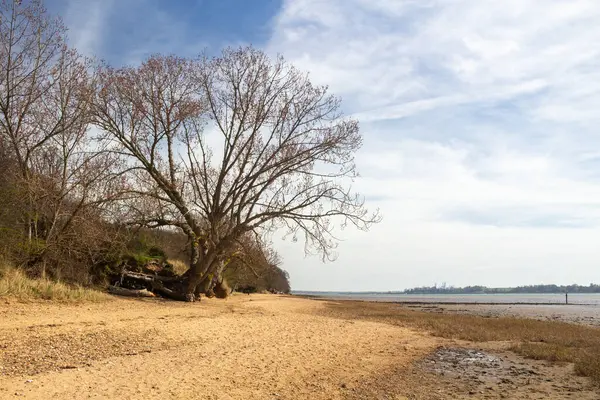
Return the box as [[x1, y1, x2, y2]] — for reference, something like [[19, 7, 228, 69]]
[[48, 0, 600, 291]]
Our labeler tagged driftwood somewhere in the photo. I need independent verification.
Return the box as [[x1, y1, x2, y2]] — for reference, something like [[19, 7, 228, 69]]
[[149, 279, 192, 302], [120, 271, 179, 283], [112, 270, 196, 302], [108, 285, 156, 298]]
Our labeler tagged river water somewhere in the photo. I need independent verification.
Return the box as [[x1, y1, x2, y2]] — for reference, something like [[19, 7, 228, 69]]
[[293, 292, 600, 305]]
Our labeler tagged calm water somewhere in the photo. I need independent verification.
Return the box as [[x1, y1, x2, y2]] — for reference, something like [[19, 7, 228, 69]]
[[293, 292, 600, 305]]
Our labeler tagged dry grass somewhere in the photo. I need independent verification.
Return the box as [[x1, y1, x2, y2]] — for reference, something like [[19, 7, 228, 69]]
[[511, 342, 577, 362], [317, 300, 600, 385], [168, 259, 189, 275], [0, 260, 110, 302]]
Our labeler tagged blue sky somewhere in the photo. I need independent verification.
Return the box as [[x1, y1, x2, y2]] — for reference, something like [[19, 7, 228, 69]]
[[48, 0, 282, 61], [49, 0, 600, 291]]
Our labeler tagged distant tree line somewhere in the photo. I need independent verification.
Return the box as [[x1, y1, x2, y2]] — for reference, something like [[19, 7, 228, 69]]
[[403, 283, 600, 294]]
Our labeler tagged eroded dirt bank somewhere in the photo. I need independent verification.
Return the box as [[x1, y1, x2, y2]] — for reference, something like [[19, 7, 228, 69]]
[[0, 295, 597, 399]]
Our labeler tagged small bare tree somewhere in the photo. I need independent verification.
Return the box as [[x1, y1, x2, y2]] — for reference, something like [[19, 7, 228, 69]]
[[0, 0, 67, 178], [93, 47, 380, 301]]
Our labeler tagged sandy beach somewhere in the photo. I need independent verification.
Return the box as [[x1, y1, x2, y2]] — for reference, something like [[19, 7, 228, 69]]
[[1, 295, 599, 399]]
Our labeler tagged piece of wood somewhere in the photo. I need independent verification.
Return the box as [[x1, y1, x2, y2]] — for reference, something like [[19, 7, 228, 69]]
[[108, 285, 156, 298], [121, 271, 180, 283], [115, 270, 194, 302], [151, 285, 192, 302]]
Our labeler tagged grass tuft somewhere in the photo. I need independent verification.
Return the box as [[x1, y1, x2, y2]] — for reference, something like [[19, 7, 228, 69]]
[[167, 259, 189, 275], [510, 342, 578, 362], [0, 260, 110, 302], [575, 354, 600, 381]]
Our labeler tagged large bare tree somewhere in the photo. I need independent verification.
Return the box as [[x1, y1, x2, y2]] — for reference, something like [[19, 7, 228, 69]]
[[93, 47, 380, 301]]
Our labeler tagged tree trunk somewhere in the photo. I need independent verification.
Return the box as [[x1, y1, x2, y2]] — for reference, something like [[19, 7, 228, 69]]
[[114, 238, 236, 302], [186, 249, 233, 300], [185, 250, 216, 301]]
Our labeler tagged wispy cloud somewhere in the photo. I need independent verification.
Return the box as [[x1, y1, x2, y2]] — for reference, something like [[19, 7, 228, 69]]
[[60, 0, 206, 64], [269, 0, 600, 122], [62, 0, 115, 57], [267, 0, 600, 290]]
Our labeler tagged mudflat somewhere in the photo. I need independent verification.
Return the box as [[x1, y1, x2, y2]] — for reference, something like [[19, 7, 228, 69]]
[[402, 303, 600, 327], [0, 295, 598, 399]]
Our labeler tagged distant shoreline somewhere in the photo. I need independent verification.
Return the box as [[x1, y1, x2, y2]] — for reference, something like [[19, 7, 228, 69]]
[[293, 292, 600, 308], [293, 284, 600, 296], [296, 294, 600, 326], [292, 292, 600, 296], [295, 294, 597, 306]]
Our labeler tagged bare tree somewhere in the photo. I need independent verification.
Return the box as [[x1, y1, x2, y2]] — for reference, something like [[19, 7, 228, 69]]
[[0, 0, 121, 271], [93, 47, 380, 301], [0, 0, 66, 181]]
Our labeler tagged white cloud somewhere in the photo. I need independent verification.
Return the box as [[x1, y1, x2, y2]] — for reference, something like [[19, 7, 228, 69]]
[[267, 0, 600, 290]]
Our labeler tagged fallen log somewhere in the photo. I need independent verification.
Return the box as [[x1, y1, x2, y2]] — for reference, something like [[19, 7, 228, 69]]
[[151, 283, 192, 302], [112, 270, 197, 302], [120, 271, 180, 283], [108, 285, 156, 298]]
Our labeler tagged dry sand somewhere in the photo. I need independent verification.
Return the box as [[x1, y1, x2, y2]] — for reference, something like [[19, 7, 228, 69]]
[[0, 295, 598, 399]]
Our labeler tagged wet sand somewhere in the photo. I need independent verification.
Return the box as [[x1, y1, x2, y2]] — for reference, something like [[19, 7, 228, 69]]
[[301, 294, 600, 326], [404, 303, 600, 326]]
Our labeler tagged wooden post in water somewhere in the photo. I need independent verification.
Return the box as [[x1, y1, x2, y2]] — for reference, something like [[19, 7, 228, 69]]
[[565, 291, 568, 305]]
